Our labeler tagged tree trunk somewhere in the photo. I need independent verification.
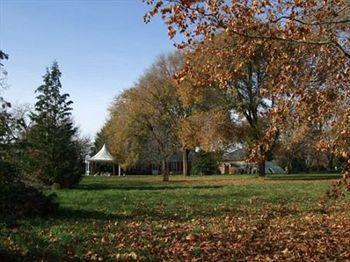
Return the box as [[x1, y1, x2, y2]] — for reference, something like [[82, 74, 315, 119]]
[[162, 159, 169, 182], [287, 161, 292, 174], [258, 160, 266, 177], [328, 153, 334, 171], [183, 149, 189, 176]]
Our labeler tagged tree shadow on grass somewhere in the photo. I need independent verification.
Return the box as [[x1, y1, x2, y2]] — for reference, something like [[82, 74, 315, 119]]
[[53, 193, 304, 224], [54, 196, 241, 222], [55, 208, 301, 227], [0, 237, 62, 261], [55, 207, 134, 221], [76, 184, 224, 191], [54, 206, 230, 223], [266, 174, 341, 181]]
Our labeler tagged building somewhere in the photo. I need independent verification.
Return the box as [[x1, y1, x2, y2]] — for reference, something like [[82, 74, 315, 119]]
[[126, 151, 195, 175], [85, 144, 121, 176], [219, 149, 285, 175]]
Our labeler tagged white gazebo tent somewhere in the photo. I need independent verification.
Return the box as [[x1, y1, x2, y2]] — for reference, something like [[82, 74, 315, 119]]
[[86, 144, 121, 176]]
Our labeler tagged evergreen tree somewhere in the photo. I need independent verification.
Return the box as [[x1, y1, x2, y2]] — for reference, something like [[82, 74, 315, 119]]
[[191, 150, 220, 176], [92, 127, 107, 155], [28, 62, 81, 187], [1, 53, 58, 222]]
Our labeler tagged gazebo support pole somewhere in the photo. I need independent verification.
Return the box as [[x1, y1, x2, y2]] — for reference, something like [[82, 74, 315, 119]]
[[118, 165, 121, 176]]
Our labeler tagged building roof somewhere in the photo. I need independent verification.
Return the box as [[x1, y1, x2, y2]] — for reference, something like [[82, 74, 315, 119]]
[[221, 149, 285, 174], [88, 144, 115, 163], [265, 161, 285, 174], [222, 148, 247, 162]]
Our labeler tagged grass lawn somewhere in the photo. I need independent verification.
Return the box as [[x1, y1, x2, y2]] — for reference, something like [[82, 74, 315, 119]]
[[1, 174, 349, 260]]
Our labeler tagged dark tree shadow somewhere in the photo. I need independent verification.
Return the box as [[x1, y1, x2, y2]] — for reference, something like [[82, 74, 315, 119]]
[[0, 237, 62, 261], [55, 207, 134, 221], [76, 184, 223, 191], [266, 174, 341, 181], [54, 207, 221, 223]]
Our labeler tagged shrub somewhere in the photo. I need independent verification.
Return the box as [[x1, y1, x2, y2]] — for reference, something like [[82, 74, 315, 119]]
[[0, 170, 58, 224], [191, 150, 220, 176]]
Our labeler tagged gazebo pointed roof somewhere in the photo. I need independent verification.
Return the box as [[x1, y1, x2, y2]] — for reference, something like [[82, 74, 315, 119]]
[[89, 144, 115, 162]]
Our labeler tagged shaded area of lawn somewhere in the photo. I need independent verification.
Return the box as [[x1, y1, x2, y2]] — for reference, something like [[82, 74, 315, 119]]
[[77, 183, 224, 191], [1, 174, 349, 260], [266, 173, 342, 180], [56, 175, 337, 221]]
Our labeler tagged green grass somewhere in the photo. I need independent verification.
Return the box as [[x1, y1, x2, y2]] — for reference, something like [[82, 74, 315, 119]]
[[1, 174, 349, 260], [57, 175, 337, 219]]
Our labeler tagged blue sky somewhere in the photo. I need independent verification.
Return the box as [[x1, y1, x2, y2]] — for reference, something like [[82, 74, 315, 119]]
[[0, 0, 175, 138]]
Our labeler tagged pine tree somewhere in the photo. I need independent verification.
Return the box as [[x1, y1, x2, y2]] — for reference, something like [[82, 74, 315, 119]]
[[92, 128, 107, 155], [191, 150, 220, 176], [28, 62, 81, 187]]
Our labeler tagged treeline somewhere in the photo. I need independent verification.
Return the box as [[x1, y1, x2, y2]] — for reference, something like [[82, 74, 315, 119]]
[[97, 33, 346, 181], [95, 52, 230, 181], [0, 53, 89, 221], [144, 0, 349, 192]]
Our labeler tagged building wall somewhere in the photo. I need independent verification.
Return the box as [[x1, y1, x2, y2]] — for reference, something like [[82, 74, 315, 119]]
[[126, 161, 192, 175], [219, 162, 241, 174], [219, 161, 285, 175]]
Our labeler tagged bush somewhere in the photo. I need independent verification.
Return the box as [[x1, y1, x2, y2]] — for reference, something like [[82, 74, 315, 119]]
[[52, 182, 61, 190], [191, 150, 220, 176], [0, 171, 58, 224]]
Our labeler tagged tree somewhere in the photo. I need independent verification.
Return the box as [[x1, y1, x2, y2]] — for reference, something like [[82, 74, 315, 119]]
[[1, 104, 32, 177], [105, 90, 141, 171], [107, 54, 183, 181], [0, 51, 27, 177], [28, 62, 81, 188], [107, 53, 211, 180], [91, 127, 108, 155], [177, 68, 234, 174], [191, 149, 220, 176], [106, 52, 234, 179], [145, 1, 349, 58], [0, 51, 27, 179], [0, 52, 58, 222], [145, 0, 350, 188], [0, 51, 9, 90], [75, 134, 92, 174], [179, 33, 279, 176], [0, 50, 14, 177]]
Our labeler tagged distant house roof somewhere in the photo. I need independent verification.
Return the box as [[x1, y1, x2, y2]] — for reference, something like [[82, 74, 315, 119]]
[[222, 148, 247, 162], [221, 149, 285, 174], [88, 144, 115, 163], [265, 161, 285, 174]]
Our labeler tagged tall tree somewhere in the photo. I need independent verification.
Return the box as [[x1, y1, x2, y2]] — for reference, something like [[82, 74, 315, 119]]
[[0, 52, 29, 177], [92, 127, 108, 155], [0, 50, 9, 91], [0, 52, 59, 222], [0, 50, 14, 177], [145, 0, 350, 185], [28, 62, 81, 188], [106, 52, 233, 178], [181, 34, 275, 176], [106, 53, 187, 181], [177, 69, 233, 175]]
